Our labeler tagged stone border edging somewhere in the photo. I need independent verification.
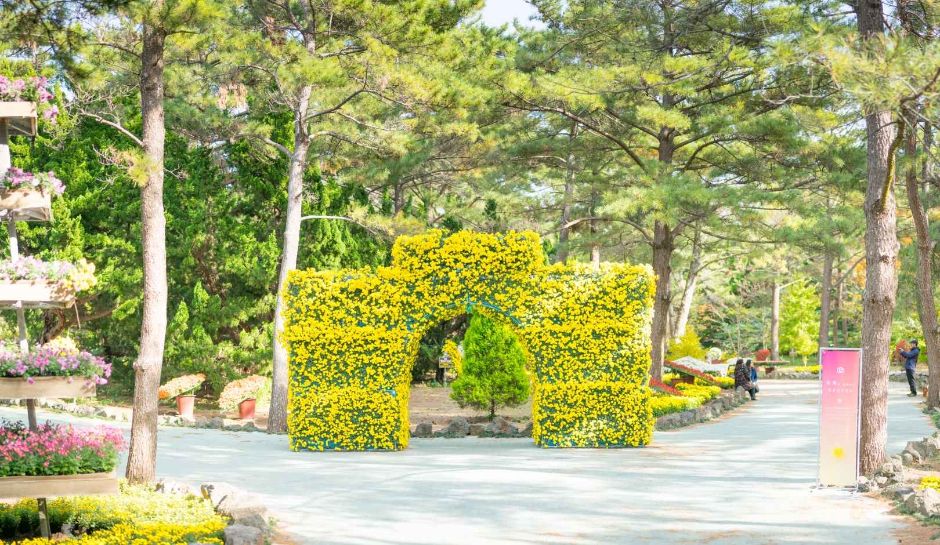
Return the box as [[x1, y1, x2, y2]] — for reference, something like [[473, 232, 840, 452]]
[[761, 372, 818, 380], [655, 388, 751, 430]]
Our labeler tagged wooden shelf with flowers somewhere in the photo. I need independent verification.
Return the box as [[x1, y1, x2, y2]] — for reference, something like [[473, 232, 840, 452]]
[[0, 257, 96, 309], [0, 74, 114, 537], [0, 420, 123, 499], [0, 168, 65, 222], [0, 345, 111, 401]]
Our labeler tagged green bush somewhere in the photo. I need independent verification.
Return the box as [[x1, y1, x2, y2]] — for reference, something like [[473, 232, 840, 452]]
[[450, 312, 530, 418]]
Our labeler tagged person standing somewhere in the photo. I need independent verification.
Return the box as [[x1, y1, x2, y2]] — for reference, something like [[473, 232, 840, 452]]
[[900, 340, 921, 398], [734, 359, 757, 401], [746, 359, 759, 400]]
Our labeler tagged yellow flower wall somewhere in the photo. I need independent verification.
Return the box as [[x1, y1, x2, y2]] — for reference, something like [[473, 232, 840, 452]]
[[283, 230, 655, 450]]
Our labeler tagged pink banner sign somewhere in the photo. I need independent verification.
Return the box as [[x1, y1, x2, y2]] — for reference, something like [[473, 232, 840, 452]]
[[818, 348, 863, 488]]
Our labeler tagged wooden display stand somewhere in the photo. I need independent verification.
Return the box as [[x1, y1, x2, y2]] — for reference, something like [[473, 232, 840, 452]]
[[0, 377, 96, 399], [0, 281, 73, 308], [0, 103, 115, 538], [0, 472, 117, 499], [0, 189, 52, 222]]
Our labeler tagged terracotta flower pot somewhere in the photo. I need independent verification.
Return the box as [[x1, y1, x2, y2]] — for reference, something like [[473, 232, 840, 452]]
[[176, 395, 196, 419], [238, 398, 256, 420]]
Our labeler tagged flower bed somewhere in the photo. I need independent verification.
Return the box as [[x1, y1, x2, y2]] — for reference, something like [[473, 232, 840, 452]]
[[649, 377, 680, 396], [0, 76, 57, 126], [0, 483, 225, 544], [650, 395, 699, 417], [0, 421, 123, 477], [0, 76, 55, 106], [675, 382, 721, 402], [0, 168, 65, 196], [0, 347, 111, 385], [218, 375, 270, 413]]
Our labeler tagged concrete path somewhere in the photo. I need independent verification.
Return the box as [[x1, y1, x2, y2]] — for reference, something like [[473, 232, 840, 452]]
[[6, 380, 933, 544]]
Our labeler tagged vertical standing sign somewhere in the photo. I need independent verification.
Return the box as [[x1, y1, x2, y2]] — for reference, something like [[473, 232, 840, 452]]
[[818, 348, 863, 488]]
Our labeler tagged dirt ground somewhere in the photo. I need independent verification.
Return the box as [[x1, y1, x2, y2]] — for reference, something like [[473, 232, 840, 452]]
[[408, 383, 531, 427]]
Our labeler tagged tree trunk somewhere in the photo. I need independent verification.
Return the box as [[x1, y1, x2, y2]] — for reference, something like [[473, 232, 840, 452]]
[[674, 229, 702, 340], [589, 190, 600, 270], [819, 252, 833, 349], [126, 20, 167, 485], [650, 221, 674, 380], [857, 0, 899, 475], [832, 270, 843, 346], [268, 84, 313, 434], [556, 122, 578, 264], [770, 281, 781, 361], [392, 181, 405, 214], [904, 117, 940, 408]]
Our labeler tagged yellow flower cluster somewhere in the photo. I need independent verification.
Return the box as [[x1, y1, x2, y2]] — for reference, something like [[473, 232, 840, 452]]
[[442, 340, 462, 375], [1, 483, 225, 544], [14, 521, 226, 545], [649, 395, 700, 417], [675, 383, 721, 402], [283, 230, 655, 450]]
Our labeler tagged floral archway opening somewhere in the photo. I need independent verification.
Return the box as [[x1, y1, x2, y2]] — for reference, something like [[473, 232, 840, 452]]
[[283, 230, 656, 451]]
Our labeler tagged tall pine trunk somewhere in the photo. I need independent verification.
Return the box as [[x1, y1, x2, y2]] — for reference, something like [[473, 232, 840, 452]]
[[819, 252, 833, 349], [126, 19, 167, 485], [904, 118, 940, 408], [857, 0, 899, 475], [770, 281, 781, 361], [650, 220, 673, 380], [556, 123, 578, 264], [268, 84, 313, 434], [674, 228, 701, 340]]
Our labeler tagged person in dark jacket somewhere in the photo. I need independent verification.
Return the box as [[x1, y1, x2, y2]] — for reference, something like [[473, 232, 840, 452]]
[[900, 340, 921, 397], [746, 359, 759, 400], [734, 359, 756, 400]]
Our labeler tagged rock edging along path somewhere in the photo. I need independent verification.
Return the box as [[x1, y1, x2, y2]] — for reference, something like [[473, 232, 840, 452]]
[[2, 380, 932, 545], [655, 388, 750, 430]]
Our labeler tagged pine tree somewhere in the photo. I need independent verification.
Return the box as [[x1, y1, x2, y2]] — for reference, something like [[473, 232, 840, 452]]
[[450, 313, 530, 419]]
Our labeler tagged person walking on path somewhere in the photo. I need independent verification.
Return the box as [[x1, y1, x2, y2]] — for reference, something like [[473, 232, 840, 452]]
[[900, 340, 921, 397]]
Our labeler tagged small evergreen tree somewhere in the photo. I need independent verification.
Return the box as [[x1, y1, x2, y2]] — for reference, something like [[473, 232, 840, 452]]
[[667, 328, 707, 361], [780, 279, 820, 362], [450, 313, 530, 419]]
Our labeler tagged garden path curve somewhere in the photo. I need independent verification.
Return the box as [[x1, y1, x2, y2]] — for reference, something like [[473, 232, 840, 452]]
[[7, 380, 932, 545]]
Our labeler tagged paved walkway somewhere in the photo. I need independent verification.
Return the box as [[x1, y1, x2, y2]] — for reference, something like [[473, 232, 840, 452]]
[[6, 380, 934, 544]]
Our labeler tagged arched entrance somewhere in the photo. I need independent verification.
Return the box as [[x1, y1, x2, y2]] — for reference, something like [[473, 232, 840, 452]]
[[282, 230, 655, 451]]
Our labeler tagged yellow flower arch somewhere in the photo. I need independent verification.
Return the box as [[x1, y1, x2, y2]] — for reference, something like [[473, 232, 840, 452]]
[[283, 230, 655, 451]]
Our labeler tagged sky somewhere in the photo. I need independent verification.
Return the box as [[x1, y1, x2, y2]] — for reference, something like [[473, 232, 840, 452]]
[[481, 0, 540, 28]]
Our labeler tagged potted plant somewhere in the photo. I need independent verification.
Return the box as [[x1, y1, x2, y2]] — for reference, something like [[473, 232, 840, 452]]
[[0, 257, 96, 308], [0, 421, 122, 497], [0, 345, 111, 399], [158, 374, 205, 420], [218, 375, 271, 420]]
